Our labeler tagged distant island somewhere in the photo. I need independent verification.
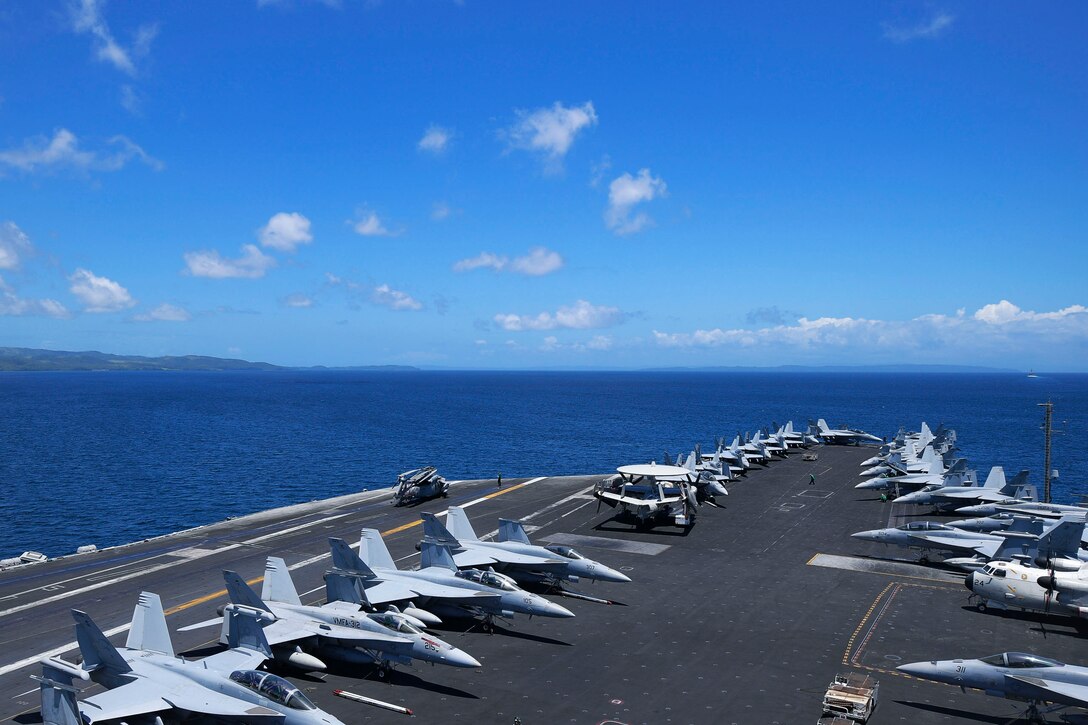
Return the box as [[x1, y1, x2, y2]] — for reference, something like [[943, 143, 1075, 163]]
[[643, 364, 1022, 373], [0, 348, 417, 372]]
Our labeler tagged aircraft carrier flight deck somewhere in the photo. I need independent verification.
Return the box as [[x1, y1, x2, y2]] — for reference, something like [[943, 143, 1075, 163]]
[[1, 446, 1084, 724]]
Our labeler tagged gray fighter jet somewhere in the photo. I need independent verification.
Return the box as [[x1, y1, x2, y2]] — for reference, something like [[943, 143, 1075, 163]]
[[956, 500, 1088, 518], [810, 418, 883, 446], [328, 532, 574, 631], [420, 507, 631, 585], [392, 466, 449, 506], [33, 591, 344, 725], [215, 558, 481, 676], [894, 468, 1034, 509], [897, 652, 1088, 722], [851, 518, 1045, 566]]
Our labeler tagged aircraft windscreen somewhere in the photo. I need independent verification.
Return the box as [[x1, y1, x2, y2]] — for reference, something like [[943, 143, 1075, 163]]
[[547, 545, 583, 560], [1005, 652, 1063, 669], [481, 572, 517, 591]]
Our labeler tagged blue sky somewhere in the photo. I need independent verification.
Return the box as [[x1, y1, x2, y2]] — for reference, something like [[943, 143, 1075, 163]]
[[1, 1, 1086, 369]]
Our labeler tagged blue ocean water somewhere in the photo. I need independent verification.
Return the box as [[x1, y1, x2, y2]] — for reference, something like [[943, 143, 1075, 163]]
[[1, 371, 1085, 559]]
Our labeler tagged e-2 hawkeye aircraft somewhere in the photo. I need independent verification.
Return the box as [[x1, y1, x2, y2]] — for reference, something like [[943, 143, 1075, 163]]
[[593, 463, 698, 530]]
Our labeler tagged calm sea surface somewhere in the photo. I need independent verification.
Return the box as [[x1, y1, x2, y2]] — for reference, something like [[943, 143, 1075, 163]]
[[1, 371, 1085, 558]]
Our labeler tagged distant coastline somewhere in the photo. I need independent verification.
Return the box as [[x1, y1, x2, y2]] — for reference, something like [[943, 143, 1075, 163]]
[[0, 347, 1037, 374], [0, 347, 417, 372]]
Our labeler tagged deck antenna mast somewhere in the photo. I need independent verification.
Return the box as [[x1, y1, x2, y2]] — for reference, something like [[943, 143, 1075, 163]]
[[1038, 400, 1053, 503]]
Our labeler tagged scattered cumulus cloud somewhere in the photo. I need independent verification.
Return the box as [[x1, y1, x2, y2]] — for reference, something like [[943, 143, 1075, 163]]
[[0, 221, 33, 270], [418, 125, 452, 154], [652, 301, 1088, 358], [372, 283, 422, 311], [746, 306, 801, 326], [605, 168, 667, 235], [69, 0, 158, 76], [538, 333, 614, 353], [504, 101, 598, 171], [259, 212, 313, 252], [283, 293, 314, 308], [0, 274, 69, 318], [0, 129, 162, 175], [68, 268, 136, 312], [882, 11, 954, 43], [494, 299, 626, 331], [133, 303, 190, 322], [184, 244, 276, 279], [353, 211, 397, 237], [453, 247, 564, 276]]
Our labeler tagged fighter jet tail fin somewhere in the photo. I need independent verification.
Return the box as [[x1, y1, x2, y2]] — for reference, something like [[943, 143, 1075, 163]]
[[223, 570, 274, 613], [420, 540, 458, 572], [1039, 517, 1086, 560], [262, 557, 302, 606], [422, 511, 463, 547], [225, 605, 273, 658], [360, 529, 398, 571], [34, 659, 83, 725], [324, 569, 364, 605], [497, 518, 532, 545], [328, 537, 378, 576], [1002, 469, 1032, 497], [981, 466, 1007, 490], [124, 591, 175, 656], [72, 609, 132, 675], [445, 506, 479, 542], [817, 418, 831, 434]]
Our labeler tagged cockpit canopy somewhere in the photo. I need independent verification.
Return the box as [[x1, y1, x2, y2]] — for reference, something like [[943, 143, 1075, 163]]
[[545, 545, 583, 560], [229, 670, 317, 710], [455, 568, 518, 591], [979, 653, 1063, 669], [900, 521, 952, 532], [981, 564, 1007, 577], [369, 612, 422, 634]]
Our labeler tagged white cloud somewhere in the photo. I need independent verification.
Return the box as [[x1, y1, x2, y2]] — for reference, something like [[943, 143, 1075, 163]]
[[418, 125, 452, 154], [882, 11, 954, 43], [372, 284, 422, 311], [0, 128, 162, 174], [431, 201, 452, 221], [353, 211, 397, 237], [133, 303, 190, 322], [587, 335, 613, 351], [504, 101, 598, 169], [70, 0, 158, 76], [120, 84, 141, 115], [259, 212, 313, 252], [605, 168, 667, 235], [0, 274, 69, 318], [453, 247, 563, 276], [283, 293, 314, 308], [183, 244, 276, 279], [652, 301, 1088, 358], [68, 268, 136, 312], [494, 299, 626, 331], [0, 221, 33, 270]]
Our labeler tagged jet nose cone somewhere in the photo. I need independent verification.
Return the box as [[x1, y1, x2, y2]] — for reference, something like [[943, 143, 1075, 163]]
[[447, 648, 482, 668], [896, 661, 937, 680], [539, 599, 576, 619], [592, 565, 632, 583], [851, 530, 881, 542]]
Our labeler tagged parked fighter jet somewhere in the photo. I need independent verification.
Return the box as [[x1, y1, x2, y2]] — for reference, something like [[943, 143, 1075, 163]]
[[945, 517, 1088, 572], [679, 450, 731, 499], [897, 652, 1088, 722], [215, 559, 481, 676], [894, 468, 1034, 510], [594, 463, 698, 530], [328, 532, 574, 631], [420, 507, 631, 585], [392, 466, 449, 506], [810, 418, 883, 446], [854, 458, 971, 493], [34, 591, 344, 725], [956, 500, 1088, 518], [851, 518, 1045, 565]]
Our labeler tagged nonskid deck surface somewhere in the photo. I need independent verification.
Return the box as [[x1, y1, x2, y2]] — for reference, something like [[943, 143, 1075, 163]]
[[1, 450, 1085, 724]]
